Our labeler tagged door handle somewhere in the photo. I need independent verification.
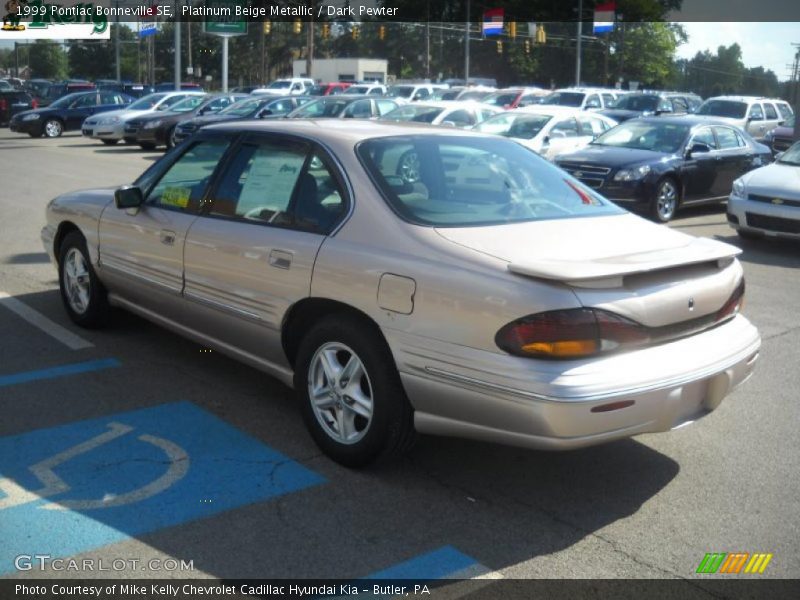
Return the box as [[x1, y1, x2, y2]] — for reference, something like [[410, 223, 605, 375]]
[[160, 230, 176, 246], [269, 249, 292, 270]]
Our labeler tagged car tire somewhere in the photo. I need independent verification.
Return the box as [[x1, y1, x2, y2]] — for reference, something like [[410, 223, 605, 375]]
[[165, 126, 177, 150], [101, 139, 118, 145], [43, 118, 64, 138], [139, 142, 156, 150], [396, 149, 422, 184], [737, 229, 761, 241], [650, 177, 679, 223], [294, 314, 416, 467], [58, 231, 109, 328]]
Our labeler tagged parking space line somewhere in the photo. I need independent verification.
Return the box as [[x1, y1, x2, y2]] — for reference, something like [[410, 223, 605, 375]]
[[0, 292, 93, 350], [0, 358, 120, 388]]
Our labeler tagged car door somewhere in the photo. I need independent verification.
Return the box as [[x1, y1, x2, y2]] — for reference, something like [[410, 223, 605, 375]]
[[545, 117, 582, 158], [762, 102, 781, 134], [682, 126, 720, 201], [711, 126, 749, 196], [97, 137, 232, 321], [65, 93, 99, 130], [746, 103, 766, 139], [181, 135, 348, 366]]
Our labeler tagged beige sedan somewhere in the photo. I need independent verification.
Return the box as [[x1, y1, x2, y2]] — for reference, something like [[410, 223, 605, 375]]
[[42, 120, 760, 466]]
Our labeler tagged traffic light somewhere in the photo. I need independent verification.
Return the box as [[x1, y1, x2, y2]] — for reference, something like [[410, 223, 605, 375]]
[[322, 23, 330, 39], [263, 21, 271, 35], [509, 21, 517, 39], [496, 40, 503, 54], [379, 25, 386, 40], [352, 25, 360, 40], [293, 19, 302, 35], [535, 24, 546, 44], [524, 39, 531, 54]]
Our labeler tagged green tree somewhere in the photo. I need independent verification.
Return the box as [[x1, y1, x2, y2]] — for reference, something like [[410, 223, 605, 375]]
[[28, 41, 68, 79]]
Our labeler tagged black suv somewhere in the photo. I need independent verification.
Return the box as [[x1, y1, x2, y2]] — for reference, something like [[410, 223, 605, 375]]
[[600, 92, 702, 123]]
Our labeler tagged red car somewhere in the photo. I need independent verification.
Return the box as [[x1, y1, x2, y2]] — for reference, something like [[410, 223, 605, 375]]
[[482, 87, 549, 109], [309, 82, 353, 96]]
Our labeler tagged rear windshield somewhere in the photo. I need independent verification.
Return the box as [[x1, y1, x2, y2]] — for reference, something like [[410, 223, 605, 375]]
[[613, 95, 660, 112], [696, 100, 747, 119], [540, 92, 585, 107], [357, 136, 622, 227]]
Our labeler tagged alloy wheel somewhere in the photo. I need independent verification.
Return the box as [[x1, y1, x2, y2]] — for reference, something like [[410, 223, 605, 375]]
[[62, 247, 91, 315]]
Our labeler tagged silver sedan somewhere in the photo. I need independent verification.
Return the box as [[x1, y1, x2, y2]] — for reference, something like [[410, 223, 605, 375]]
[[42, 120, 760, 466]]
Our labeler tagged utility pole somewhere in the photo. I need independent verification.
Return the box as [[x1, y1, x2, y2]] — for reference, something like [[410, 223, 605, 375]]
[[187, 20, 193, 81], [174, 0, 181, 90], [464, 0, 470, 83], [792, 45, 800, 141], [114, 1, 120, 81], [306, 19, 314, 80], [575, 0, 583, 86]]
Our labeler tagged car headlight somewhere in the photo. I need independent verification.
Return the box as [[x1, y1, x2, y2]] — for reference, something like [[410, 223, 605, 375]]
[[22, 113, 41, 121], [732, 179, 746, 198], [613, 164, 651, 181], [98, 116, 120, 125], [144, 120, 162, 129]]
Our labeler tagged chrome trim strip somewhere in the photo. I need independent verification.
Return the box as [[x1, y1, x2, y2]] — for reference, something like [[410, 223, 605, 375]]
[[99, 261, 181, 294], [183, 290, 268, 324], [423, 337, 759, 404]]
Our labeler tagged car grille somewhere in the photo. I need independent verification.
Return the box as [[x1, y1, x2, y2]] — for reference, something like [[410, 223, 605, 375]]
[[772, 138, 793, 152], [749, 194, 800, 209], [746, 212, 800, 234], [558, 162, 611, 189]]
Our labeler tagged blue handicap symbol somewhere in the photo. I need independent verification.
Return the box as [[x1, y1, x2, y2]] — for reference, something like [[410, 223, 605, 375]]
[[0, 401, 324, 575]]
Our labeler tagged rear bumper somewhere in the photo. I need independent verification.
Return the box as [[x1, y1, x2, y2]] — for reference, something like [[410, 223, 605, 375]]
[[388, 315, 760, 451]]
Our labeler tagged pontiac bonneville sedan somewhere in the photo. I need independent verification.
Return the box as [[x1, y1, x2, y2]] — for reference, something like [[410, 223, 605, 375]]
[[42, 120, 760, 466]]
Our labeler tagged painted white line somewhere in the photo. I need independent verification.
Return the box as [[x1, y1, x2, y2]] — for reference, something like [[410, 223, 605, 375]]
[[424, 564, 504, 600], [0, 291, 93, 350]]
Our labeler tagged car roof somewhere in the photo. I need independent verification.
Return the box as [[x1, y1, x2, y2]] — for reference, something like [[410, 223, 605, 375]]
[[635, 115, 742, 128], [400, 100, 495, 109], [705, 96, 786, 103]]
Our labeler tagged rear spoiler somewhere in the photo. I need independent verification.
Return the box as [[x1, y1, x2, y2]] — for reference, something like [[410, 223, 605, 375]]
[[508, 237, 741, 288]]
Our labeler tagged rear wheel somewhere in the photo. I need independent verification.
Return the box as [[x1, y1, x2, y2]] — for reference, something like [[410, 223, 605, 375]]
[[650, 177, 679, 223], [58, 231, 109, 328], [165, 126, 177, 149], [101, 139, 118, 146], [294, 315, 416, 467], [43, 118, 63, 138]]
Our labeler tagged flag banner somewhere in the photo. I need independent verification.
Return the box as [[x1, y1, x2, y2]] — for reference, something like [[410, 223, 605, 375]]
[[593, 1, 615, 34], [482, 8, 504, 36]]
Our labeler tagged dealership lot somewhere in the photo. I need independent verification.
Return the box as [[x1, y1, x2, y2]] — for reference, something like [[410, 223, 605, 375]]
[[1, 130, 799, 583]]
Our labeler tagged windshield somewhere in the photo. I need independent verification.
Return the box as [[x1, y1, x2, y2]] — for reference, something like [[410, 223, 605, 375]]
[[777, 141, 800, 166], [475, 113, 552, 139], [219, 98, 263, 116], [696, 100, 747, 119], [592, 120, 690, 153], [358, 136, 622, 227], [128, 93, 168, 110], [289, 97, 351, 118], [169, 96, 206, 112], [49, 92, 85, 108], [380, 105, 445, 124], [267, 80, 292, 89], [482, 92, 520, 107], [614, 95, 660, 112], [540, 92, 585, 107], [387, 86, 414, 99]]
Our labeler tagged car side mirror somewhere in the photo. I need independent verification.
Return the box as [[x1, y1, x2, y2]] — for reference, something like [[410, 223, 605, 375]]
[[686, 142, 711, 158], [257, 108, 273, 118], [115, 185, 143, 209]]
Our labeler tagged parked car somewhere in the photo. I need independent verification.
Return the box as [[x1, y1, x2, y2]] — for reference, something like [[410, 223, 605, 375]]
[[727, 140, 800, 240], [252, 78, 316, 96], [539, 88, 622, 111], [154, 82, 204, 92], [41, 120, 759, 466], [480, 87, 549, 109], [23, 78, 52, 102], [231, 85, 263, 94], [287, 95, 399, 119], [475, 106, 617, 160], [0, 79, 14, 91], [386, 84, 444, 103], [379, 101, 501, 128], [308, 82, 353, 96], [554, 116, 772, 222], [695, 96, 793, 142], [40, 81, 96, 106], [82, 91, 205, 145], [98, 82, 155, 99], [598, 92, 702, 122], [0, 89, 37, 126], [346, 83, 388, 96], [763, 114, 796, 155], [130, 93, 247, 150], [9, 90, 132, 138], [173, 95, 312, 144], [453, 86, 497, 102]]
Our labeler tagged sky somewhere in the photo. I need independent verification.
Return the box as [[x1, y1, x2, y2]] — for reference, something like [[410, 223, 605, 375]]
[[676, 22, 799, 80]]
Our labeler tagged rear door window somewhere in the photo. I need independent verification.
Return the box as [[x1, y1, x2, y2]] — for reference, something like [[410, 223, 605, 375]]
[[551, 118, 580, 137], [748, 104, 764, 121], [691, 127, 717, 149], [763, 103, 778, 120], [714, 126, 743, 149]]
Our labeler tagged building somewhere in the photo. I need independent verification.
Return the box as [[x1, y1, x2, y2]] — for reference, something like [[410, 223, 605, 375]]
[[293, 58, 388, 83]]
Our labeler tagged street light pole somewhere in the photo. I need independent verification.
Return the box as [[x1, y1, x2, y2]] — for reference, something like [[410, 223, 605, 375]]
[[575, 0, 583, 86], [174, 0, 181, 90], [114, 0, 120, 81], [464, 0, 470, 83]]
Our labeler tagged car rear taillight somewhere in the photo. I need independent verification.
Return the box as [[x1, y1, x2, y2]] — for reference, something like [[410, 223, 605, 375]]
[[497, 279, 745, 360], [0, 98, 7, 112], [495, 308, 649, 359], [31, 98, 38, 109]]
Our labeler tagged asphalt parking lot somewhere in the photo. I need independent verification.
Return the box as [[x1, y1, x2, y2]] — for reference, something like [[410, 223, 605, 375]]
[[1, 129, 799, 586]]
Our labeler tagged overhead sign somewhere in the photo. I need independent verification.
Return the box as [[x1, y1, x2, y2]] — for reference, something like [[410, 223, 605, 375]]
[[202, 0, 247, 36]]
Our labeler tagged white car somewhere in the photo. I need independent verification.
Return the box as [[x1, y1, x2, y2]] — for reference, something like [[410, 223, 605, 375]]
[[474, 106, 618, 160], [81, 92, 204, 144], [347, 83, 388, 96], [380, 101, 501, 128], [696, 96, 793, 142], [539, 87, 623, 111], [386, 84, 447, 103], [252, 78, 316, 96], [727, 140, 800, 240]]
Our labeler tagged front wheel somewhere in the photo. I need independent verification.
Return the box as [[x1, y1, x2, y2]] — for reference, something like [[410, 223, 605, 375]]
[[650, 177, 679, 223], [166, 126, 177, 150], [58, 231, 109, 328], [294, 315, 416, 467], [43, 118, 63, 138]]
